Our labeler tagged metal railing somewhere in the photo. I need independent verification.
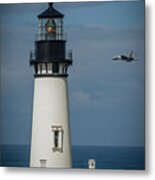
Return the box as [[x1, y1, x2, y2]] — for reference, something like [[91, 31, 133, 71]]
[[36, 33, 66, 41], [66, 49, 73, 60], [30, 50, 36, 61]]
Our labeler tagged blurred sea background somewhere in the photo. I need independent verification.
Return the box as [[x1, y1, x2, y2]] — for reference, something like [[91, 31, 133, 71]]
[[0, 144, 145, 170]]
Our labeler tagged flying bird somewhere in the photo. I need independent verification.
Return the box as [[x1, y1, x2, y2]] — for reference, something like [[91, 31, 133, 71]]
[[112, 51, 137, 62]]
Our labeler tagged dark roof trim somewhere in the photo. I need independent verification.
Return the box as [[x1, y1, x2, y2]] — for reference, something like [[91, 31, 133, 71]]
[[38, 3, 64, 18]]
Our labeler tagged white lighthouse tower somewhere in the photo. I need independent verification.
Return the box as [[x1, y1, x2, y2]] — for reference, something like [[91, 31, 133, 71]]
[[29, 3, 72, 168]]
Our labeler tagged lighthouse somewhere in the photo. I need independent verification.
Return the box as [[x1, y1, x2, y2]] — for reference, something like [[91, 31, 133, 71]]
[[29, 3, 72, 168]]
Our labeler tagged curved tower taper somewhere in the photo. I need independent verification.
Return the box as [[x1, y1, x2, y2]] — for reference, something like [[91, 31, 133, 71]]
[[29, 3, 72, 168]]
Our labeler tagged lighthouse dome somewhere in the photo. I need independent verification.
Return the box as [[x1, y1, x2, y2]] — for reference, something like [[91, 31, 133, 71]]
[[38, 3, 64, 18]]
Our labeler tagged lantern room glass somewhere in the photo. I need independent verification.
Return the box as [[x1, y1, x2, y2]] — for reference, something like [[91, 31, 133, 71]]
[[38, 18, 64, 40]]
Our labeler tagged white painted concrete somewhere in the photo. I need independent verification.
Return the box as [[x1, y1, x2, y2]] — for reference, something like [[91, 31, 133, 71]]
[[30, 77, 72, 168]]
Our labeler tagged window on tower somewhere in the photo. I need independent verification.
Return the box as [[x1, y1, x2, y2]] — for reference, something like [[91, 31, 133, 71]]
[[41, 63, 46, 74], [38, 18, 64, 40], [47, 63, 52, 74], [40, 159, 47, 168], [53, 63, 59, 73], [35, 62, 69, 76], [52, 126, 63, 153], [54, 130, 59, 148], [45, 19, 56, 40]]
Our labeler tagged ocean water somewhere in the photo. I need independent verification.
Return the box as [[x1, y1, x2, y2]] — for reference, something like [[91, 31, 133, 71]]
[[72, 146, 145, 170], [0, 145, 145, 170]]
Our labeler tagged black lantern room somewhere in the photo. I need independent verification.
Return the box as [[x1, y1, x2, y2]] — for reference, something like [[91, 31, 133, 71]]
[[30, 3, 72, 77]]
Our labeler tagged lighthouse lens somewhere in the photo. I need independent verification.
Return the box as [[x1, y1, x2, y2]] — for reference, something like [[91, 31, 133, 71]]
[[47, 27, 55, 33], [46, 19, 56, 34]]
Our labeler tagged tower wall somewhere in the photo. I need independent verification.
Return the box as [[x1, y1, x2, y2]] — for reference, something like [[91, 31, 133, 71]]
[[35, 40, 66, 62], [30, 77, 72, 168]]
